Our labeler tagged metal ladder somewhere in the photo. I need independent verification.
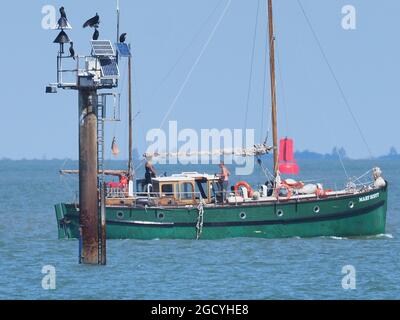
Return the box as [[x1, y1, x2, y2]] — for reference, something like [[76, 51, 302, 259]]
[[97, 95, 106, 185], [96, 93, 120, 265], [97, 94, 106, 264]]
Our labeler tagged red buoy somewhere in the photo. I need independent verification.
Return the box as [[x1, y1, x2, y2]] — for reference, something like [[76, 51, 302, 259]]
[[279, 138, 295, 162], [278, 138, 299, 175]]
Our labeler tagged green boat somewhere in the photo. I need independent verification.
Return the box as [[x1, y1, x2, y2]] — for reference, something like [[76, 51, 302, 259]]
[[55, 174, 388, 240], [54, 0, 388, 241]]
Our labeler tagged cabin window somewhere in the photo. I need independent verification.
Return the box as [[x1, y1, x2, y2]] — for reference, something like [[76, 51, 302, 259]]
[[161, 184, 174, 197], [180, 183, 194, 201], [195, 180, 208, 200], [152, 182, 160, 194]]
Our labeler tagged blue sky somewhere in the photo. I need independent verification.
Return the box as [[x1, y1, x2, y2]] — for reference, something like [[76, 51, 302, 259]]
[[0, 0, 399, 160]]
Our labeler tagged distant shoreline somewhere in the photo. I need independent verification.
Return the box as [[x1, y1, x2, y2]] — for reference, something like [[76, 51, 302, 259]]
[[0, 154, 398, 162], [1, 147, 399, 162]]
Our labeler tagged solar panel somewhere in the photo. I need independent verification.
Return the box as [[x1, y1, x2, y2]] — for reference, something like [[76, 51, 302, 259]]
[[91, 40, 115, 56], [116, 43, 131, 57], [99, 57, 119, 78]]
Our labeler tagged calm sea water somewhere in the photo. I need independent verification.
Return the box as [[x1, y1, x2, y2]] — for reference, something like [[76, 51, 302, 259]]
[[0, 159, 398, 300]]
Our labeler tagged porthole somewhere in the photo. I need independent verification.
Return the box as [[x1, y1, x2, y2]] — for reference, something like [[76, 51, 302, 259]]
[[158, 212, 165, 220], [314, 206, 320, 213], [116, 211, 124, 219], [276, 209, 284, 217], [240, 212, 247, 220], [349, 201, 355, 209]]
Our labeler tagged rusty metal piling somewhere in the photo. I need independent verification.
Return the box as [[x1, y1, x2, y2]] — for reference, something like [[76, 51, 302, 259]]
[[78, 89, 105, 265]]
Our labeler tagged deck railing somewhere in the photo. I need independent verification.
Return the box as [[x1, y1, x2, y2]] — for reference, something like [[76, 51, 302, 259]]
[[105, 180, 377, 207]]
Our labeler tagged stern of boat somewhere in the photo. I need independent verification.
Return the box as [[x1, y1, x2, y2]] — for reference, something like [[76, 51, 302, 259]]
[[54, 203, 80, 239]]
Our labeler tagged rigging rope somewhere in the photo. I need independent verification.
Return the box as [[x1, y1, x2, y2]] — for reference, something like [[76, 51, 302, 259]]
[[296, 0, 374, 159], [275, 41, 290, 137], [244, 0, 261, 130], [335, 145, 350, 180], [312, 77, 350, 179], [60, 172, 79, 203], [159, 0, 232, 129], [352, 169, 373, 185], [260, 13, 270, 144], [257, 157, 275, 181], [152, 0, 225, 96], [135, 1, 225, 173]]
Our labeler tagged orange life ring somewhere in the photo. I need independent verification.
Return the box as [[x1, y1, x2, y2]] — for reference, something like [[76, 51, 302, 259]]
[[234, 181, 254, 198], [275, 184, 292, 201]]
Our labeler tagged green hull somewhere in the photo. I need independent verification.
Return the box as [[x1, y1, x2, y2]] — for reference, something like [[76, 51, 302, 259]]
[[55, 186, 388, 240]]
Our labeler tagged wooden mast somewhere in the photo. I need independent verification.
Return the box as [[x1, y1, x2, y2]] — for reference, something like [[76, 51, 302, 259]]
[[267, 0, 279, 177]]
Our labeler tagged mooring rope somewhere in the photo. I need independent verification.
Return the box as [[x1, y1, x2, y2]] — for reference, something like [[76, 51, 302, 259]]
[[196, 200, 205, 240]]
